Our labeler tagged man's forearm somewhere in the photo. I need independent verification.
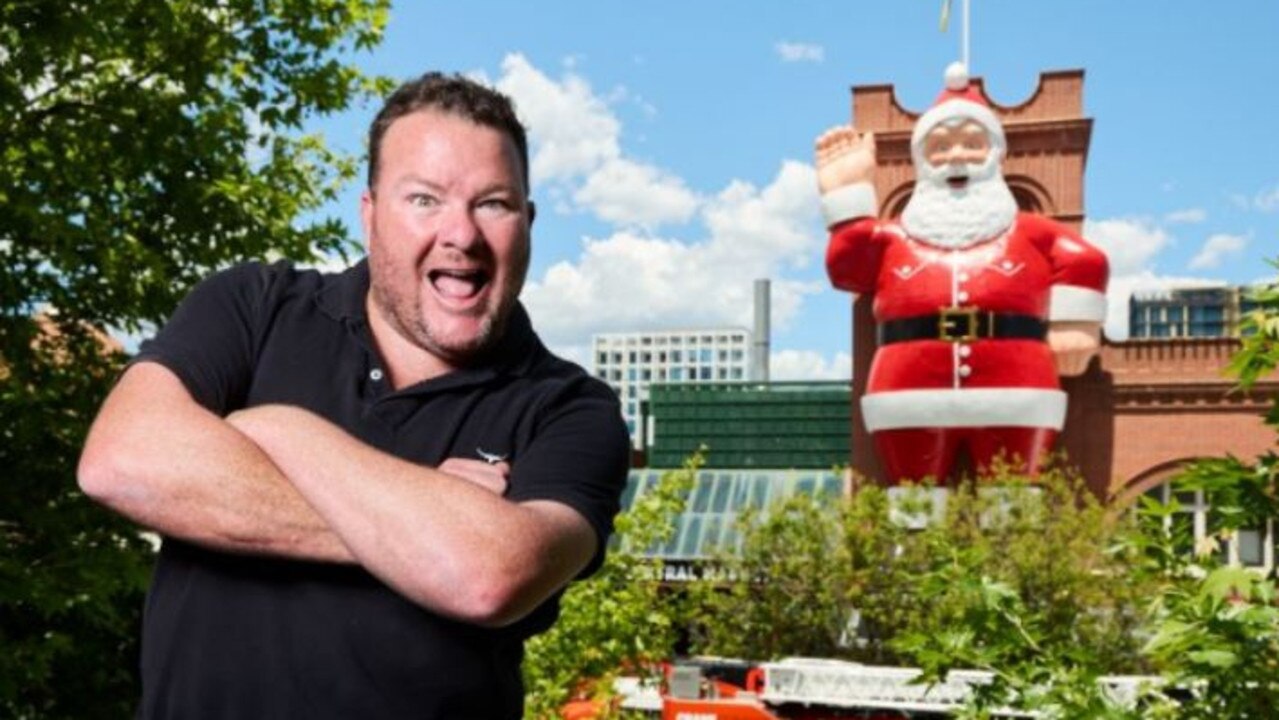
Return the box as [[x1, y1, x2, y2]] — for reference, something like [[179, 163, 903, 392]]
[[78, 363, 355, 563], [230, 404, 596, 626]]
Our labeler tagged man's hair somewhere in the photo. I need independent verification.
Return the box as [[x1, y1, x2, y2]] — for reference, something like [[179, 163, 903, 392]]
[[366, 72, 529, 192]]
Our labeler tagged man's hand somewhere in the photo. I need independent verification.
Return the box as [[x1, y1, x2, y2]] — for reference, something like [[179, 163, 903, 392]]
[[815, 126, 877, 194], [1048, 321, 1102, 376], [438, 458, 510, 496]]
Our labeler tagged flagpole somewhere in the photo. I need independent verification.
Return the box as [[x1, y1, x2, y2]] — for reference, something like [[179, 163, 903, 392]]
[[962, 0, 970, 69]]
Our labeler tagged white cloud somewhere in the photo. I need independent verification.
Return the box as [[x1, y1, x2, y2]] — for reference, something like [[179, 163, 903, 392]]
[[1081, 217, 1223, 339], [572, 158, 699, 227], [1254, 184, 1279, 212], [770, 350, 852, 381], [1164, 208, 1206, 224], [522, 160, 825, 352], [1083, 217, 1172, 277], [495, 53, 620, 183], [495, 53, 829, 357], [775, 41, 825, 63], [496, 54, 697, 229], [1188, 232, 1248, 270]]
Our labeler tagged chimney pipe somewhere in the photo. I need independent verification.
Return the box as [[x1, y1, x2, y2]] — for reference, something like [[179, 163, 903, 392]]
[[752, 279, 770, 382]]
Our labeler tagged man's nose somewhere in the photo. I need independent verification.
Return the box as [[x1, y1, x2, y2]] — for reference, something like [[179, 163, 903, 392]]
[[437, 203, 482, 250]]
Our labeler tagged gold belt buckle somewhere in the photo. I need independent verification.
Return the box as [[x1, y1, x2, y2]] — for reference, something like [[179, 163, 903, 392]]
[[938, 307, 979, 342]]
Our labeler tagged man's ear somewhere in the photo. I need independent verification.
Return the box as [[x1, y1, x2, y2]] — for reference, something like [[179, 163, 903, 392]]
[[527, 199, 537, 227]]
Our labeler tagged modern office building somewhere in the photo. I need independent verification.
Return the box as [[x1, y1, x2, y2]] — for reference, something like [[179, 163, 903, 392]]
[[592, 328, 754, 446], [1129, 285, 1259, 339]]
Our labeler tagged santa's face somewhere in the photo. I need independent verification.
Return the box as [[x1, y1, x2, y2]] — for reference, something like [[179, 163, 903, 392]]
[[901, 117, 1017, 249], [922, 120, 991, 190]]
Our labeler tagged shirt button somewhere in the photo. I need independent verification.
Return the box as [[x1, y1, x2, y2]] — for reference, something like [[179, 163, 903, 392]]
[[957, 272, 970, 282], [958, 345, 972, 358], [958, 364, 973, 377], [957, 291, 970, 302], [370, 368, 384, 382]]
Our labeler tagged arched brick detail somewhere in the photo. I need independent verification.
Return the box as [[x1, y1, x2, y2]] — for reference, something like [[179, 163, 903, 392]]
[[1111, 457, 1201, 507], [882, 182, 914, 219], [1004, 174, 1056, 216]]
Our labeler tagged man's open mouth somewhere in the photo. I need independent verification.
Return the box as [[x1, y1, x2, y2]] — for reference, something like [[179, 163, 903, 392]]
[[428, 268, 490, 300], [946, 175, 969, 190]]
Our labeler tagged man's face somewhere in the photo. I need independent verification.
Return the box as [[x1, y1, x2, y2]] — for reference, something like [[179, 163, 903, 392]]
[[921, 119, 992, 190], [361, 109, 532, 365]]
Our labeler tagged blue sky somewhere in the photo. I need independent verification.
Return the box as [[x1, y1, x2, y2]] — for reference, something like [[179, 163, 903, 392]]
[[312, 1, 1279, 378]]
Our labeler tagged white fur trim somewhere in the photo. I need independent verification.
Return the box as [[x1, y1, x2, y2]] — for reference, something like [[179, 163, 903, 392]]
[[1049, 285, 1107, 322], [821, 183, 878, 227], [862, 388, 1067, 431], [912, 99, 1005, 153]]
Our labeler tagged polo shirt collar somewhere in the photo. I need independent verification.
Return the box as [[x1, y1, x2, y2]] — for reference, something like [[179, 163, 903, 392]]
[[313, 259, 543, 385]]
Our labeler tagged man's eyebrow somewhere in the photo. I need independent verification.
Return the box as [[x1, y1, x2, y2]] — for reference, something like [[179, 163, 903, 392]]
[[391, 174, 445, 191]]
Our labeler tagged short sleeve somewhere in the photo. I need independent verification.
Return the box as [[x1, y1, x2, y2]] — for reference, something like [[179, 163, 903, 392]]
[[1041, 218, 1109, 323], [130, 262, 279, 415], [505, 378, 631, 580]]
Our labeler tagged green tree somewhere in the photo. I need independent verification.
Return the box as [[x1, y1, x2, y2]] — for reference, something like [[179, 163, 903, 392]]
[[689, 487, 861, 661], [0, 1, 389, 715], [1139, 262, 1279, 717], [522, 453, 701, 719]]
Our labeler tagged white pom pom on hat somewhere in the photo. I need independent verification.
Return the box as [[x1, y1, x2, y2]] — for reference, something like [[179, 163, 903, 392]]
[[944, 61, 969, 91]]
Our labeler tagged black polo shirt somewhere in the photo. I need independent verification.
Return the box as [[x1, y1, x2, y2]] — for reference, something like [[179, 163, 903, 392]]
[[131, 260, 629, 719]]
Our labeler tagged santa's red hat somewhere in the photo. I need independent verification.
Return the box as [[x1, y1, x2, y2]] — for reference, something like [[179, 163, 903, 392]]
[[910, 62, 1006, 157]]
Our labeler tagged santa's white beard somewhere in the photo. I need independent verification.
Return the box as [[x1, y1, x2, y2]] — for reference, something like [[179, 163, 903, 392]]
[[901, 163, 1018, 249]]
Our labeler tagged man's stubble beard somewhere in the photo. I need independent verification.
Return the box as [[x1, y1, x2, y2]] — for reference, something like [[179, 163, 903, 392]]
[[367, 243, 529, 365], [901, 159, 1018, 249]]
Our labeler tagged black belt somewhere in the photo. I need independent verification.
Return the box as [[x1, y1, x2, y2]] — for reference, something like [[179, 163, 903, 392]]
[[878, 309, 1047, 345]]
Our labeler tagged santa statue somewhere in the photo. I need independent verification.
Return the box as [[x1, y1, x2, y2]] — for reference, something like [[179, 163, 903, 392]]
[[817, 63, 1109, 483]]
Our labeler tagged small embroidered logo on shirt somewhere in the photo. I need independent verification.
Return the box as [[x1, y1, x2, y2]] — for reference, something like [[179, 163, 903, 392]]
[[476, 447, 508, 465]]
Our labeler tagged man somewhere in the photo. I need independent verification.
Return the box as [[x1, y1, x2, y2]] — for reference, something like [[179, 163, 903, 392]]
[[78, 73, 630, 718], [815, 62, 1109, 483]]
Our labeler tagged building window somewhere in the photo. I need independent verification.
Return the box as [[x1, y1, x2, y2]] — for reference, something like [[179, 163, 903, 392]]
[[1143, 482, 1274, 571], [699, 367, 712, 380], [670, 367, 684, 381], [671, 350, 682, 362], [699, 349, 713, 363], [628, 351, 637, 363]]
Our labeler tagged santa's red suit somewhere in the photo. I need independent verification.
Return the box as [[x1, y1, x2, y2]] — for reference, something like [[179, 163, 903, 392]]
[[825, 210, 1108, 483]]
